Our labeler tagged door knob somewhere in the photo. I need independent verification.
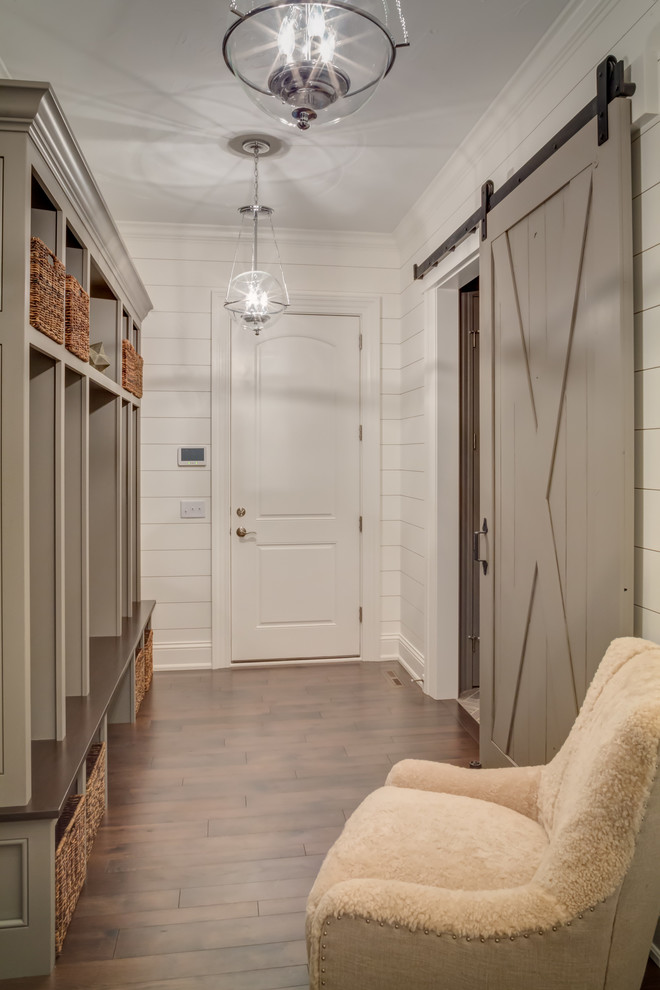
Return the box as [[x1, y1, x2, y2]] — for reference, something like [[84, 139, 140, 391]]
[[236, 526, 256, 538]]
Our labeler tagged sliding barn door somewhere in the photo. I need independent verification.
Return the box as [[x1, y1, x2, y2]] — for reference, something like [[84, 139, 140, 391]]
[[479, 97, 634, 768]]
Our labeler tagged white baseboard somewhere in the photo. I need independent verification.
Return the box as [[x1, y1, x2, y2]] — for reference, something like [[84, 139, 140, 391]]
[[380, 634, 425, 686], [157, 636, 425, 675], [154, 641, 212, 671], [380, 635, 401, 660], [398, 635, 425, 684]]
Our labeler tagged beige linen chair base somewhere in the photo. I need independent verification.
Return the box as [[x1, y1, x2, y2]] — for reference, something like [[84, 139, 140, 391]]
[[316, 904, 616, 990]]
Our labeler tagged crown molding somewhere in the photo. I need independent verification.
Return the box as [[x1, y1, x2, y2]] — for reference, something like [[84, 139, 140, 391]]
[[0, 79, 152, 320], [119, 218, 397, 252]]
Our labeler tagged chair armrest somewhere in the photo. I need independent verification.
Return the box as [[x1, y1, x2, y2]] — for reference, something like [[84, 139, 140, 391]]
[[386, 759, 542, 820]]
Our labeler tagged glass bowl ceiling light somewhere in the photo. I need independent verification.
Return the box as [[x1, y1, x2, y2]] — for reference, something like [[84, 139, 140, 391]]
[[223, 1, 409, 131], [224, 138, 290, 334]]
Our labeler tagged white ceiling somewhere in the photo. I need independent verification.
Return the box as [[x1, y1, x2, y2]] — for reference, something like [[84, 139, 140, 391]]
[[0, 0, 574, 233]]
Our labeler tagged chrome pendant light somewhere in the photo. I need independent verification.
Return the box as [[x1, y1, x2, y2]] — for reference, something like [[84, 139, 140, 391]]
[[224, 138, 289, 335], [223, 1, 409, 131]]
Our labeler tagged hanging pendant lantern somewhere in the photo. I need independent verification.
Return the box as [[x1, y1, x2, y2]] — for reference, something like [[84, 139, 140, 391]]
[[223, 1, 409, 131], [224, 139, 289, 334]]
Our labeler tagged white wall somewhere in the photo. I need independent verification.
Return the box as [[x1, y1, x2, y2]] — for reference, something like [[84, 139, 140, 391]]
[[392, 0, 660, 697], [634, 109, 660, 644], [123, 0, 660, 681], [119, 224, 401, 669]]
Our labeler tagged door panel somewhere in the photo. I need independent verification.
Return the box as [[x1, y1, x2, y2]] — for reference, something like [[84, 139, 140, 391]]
[[256, 544, 336, 625], [480, 98, 634, 767], [231, 313, 361, 661]]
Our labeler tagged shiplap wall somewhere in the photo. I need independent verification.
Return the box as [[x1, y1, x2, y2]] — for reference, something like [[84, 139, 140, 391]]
[[122, 0, 660, 679], [391, 0, 660, 696], [119, 226, 402, 668], [634, 113, 660, 645]]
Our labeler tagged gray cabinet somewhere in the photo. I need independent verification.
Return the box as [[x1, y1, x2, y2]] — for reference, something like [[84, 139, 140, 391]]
[[0, 80, 153, 978]]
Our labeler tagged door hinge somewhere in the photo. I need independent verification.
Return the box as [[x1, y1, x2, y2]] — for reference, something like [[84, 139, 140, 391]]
[[473, 433, 478, 451], [359, 425, 363, 441], [470, 330, 479, 348], [359, 333, 363, 350], [359, 606, 363, 623], [359, 515, 363, 533]]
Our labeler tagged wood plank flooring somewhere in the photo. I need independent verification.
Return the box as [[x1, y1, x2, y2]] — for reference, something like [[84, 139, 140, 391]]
[[2, 660, 659, 989]]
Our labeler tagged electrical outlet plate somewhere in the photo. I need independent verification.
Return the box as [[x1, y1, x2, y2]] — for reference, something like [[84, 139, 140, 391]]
[[180, 500, 205, 519]]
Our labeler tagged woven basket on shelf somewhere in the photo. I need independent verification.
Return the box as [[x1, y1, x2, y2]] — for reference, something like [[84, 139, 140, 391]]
[[65, 274, 90, 361], [29, 237, 65, 343], [135, 646, 146, 715], [122, 339, 144, 398], [144, 628, 154, 693], [55, 793, 86, 954], [84, 742, 106, 861]]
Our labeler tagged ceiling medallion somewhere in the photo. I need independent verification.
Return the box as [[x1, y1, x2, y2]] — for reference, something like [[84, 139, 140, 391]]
[[223, 1, 409, 130]]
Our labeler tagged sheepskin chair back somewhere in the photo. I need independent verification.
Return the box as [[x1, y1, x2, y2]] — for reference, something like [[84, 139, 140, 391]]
[[535, 637, 660, 917]]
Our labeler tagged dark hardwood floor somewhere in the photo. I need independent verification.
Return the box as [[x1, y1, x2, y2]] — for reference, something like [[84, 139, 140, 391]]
[[2, 660, 659, 989]]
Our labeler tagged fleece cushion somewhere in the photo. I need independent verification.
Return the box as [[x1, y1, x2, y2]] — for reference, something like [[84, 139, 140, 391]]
[[307, 784, 548, 919]]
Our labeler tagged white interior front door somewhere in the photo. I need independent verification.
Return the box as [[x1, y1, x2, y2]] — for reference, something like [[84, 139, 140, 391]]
[[230, 313, 361, 661]]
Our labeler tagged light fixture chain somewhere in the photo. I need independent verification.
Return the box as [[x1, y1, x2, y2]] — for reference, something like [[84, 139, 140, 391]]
[[253, 144, 260, 208], [394, 0, 408, 42]]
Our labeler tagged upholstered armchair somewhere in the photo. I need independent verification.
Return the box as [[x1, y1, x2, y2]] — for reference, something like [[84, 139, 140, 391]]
[[306, 638, 660, 990]]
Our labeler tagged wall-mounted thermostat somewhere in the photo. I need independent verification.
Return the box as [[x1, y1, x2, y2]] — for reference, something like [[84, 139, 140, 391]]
[[177, 446, 207, 467]]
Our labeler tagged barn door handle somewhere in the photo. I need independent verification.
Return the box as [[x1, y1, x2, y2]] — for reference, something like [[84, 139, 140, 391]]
[[473, 518, 488, 575]]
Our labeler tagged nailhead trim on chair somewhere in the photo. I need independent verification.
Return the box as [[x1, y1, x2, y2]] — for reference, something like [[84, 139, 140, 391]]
[[317, 907, 615, 989], [317, 900, 606, 988]]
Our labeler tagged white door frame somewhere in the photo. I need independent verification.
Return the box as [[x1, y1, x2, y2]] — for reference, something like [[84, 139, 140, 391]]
[[423, 235, 479, 700], [211, 290, 381, 668]]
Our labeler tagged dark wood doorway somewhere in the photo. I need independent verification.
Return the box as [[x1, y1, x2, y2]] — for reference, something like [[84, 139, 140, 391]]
[[459, 277, 480, 695]]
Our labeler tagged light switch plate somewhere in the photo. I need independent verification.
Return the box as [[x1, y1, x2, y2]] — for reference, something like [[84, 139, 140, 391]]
[[180, 500, 206, 519]]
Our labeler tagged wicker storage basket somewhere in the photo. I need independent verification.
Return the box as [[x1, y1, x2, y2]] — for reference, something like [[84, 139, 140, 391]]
[[144, 628, 154, 693], [30, 237, 65, 343], [65, 274, 90, 361], [55, 793, 86, 954], [85, 742, 106, 861], [122, 339, 143, 398], [135, 646, 146, 715]]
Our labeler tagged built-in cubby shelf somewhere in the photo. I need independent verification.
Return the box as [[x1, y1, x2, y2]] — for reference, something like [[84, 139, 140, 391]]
[[65, 225, 86, 287], [89, 384, 121, 637], [29, 349, 62, 743], [0, 79, 153, 980], [1, 602, 155, 823], [90, 259, 120, 383], [64, 369, 88, 698], [31, 173, 58, 251]]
